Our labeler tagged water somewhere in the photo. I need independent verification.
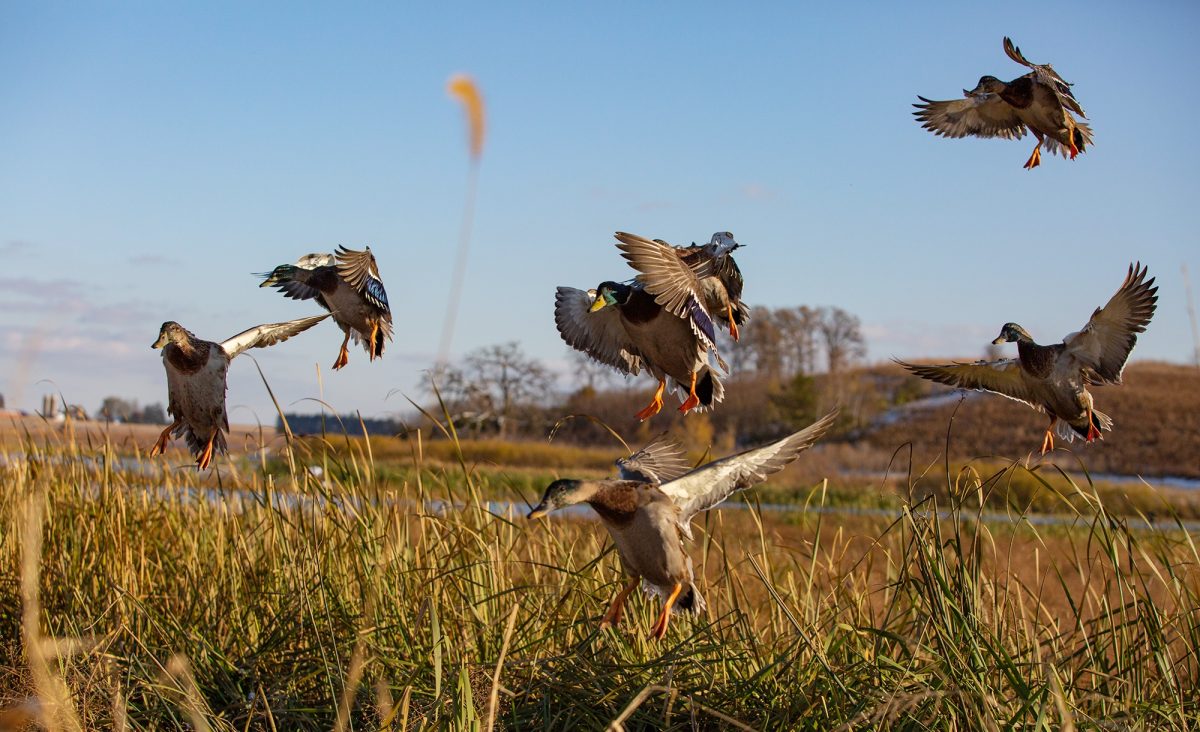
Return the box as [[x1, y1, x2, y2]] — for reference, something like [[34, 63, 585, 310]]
[[8, 452, 1198, 533]]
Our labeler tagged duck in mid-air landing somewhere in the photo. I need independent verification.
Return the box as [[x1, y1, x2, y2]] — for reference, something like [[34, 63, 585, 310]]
[[528, 411, 837, 639], [898, 264, 1157, 454], [258, 245, 392, 370], [555, 280, 726, 420], [914, 37, 1092, 170], [614, 231, 749, 342], [150, 314, 329, 470]]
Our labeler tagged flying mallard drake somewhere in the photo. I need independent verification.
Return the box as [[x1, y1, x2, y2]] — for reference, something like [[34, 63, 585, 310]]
[[555, 279, 726, 421], [528, 411, 837, 639], [150, 314, 329, 470], [258, 246, 392, 370], [898, 264, 1157, 454], [614, 231, 750, 342], [914, 37, 1092, 169]]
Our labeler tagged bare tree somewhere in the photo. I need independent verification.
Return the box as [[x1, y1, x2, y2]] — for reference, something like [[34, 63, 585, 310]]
[[98, 396, 136, 423], [795, 305, 822, 375], [137, 403, 168, 425], [774, 306, 823, 376], [744, 307, 784, 379], [568, 348, 618, 392], [425, 342, 555, 437], [819, 306, 866, 373]]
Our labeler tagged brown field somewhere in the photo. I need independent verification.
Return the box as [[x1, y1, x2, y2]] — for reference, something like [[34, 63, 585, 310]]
[[866, 361, 1200, 479]]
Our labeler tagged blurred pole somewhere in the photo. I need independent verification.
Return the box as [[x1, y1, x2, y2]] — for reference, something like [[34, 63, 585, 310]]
[[1184, 263, 1200, 369], [437, 75, 485, 376]]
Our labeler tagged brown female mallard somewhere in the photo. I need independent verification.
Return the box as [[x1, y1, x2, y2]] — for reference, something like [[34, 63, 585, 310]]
[[150, 314, 329, 469], [527, 411, 837, 638], [914, 37, 1092, 169], [258, 245, 392, 370], [898, 264, 1157, 454]]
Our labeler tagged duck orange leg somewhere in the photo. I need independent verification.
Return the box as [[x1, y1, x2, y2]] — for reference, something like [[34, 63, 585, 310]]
[[368, 322, 381, 361], [196, 434, 216, 471], [1039, 416, 1057, 455], [634, 380, 666, 421], [726, 303, 739, 342], [1085, 406, 1101, 442], [1067, 122, 1080, 159], [600, 577, 641, 629], [649, 583, 683, 640], [332, 330, 351, 370], [149, 420, 179, 457], [1023, 142, 1043, 170], [678, 372, 701, 414]]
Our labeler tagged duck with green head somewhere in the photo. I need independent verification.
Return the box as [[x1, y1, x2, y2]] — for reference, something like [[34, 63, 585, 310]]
[[899, 264, 1157, 454], [556, 277, 725, 421]]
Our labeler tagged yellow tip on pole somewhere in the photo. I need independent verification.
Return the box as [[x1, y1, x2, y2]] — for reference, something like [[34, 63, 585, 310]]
[[447, 73, 485, 161]]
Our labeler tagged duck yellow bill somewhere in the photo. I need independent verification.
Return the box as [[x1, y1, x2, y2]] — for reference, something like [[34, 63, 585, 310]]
[[588, 298, 608, 313], [151, 334, 168, 349], [527, 505, 550, 520], [992, 336, 1007, 345]]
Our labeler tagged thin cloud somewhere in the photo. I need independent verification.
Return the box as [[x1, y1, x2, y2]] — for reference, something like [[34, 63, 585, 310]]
[[128, 253, 180, 267], [739, 183, 779, 201], [0, 240, 37, 256]]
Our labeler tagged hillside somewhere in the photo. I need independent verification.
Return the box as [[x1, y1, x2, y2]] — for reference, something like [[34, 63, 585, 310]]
[[866, 361, 1200, 479]]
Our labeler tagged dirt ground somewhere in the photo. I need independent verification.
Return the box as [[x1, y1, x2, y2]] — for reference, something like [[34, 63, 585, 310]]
[[0, 414, 283, 458]]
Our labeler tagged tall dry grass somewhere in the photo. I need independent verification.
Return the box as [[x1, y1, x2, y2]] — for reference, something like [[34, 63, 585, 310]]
[[1, 412, 1198, 729]]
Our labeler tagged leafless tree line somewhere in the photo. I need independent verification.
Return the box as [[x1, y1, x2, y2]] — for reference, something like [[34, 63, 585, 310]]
[[425, 305, 867, 438], [722, 305, 866, 378]]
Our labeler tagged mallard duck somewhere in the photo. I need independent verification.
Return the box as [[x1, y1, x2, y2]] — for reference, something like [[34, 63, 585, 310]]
[[258, 246, 392, 370], [614, 231, 750, 342], [898, 264, 1157, 454], [914, 37, 1092, 169], [528, 410, 837, 639], [149, 314, 329, 469], [555, 280, 725, 420]]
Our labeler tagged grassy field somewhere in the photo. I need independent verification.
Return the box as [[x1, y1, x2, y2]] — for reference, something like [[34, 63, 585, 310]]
[[2, 413, 1199, 730]]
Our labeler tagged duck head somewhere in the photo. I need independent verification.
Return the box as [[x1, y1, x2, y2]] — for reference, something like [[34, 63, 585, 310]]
[[992, 322, 1033, 345], [589, 281, 632, 312], [708, 231, 741, 258], [965, 75, 1006, 97], [152, 321, 194, 349], [527, 479, 598, 519]]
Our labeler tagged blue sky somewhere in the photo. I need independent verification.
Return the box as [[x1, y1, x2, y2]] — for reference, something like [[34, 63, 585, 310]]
[[2, 2, 1198, 421]]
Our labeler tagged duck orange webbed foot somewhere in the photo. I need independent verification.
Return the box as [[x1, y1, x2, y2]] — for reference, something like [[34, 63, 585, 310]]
[[1023, 145, 1042, 170], [332, 331, 352, 370], [149, 421, 177, 457], [600, 577, 640, 630], [1085, 408, 1101, 442], [649, 583, 682, 640], [196, 435, 216, 471], [634, 381, 666, 421], [368, 322, 381, 361], [1039, 430, 1055, 455], [1038, 416, 1057, 455], [677, 372, 701, 414]]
